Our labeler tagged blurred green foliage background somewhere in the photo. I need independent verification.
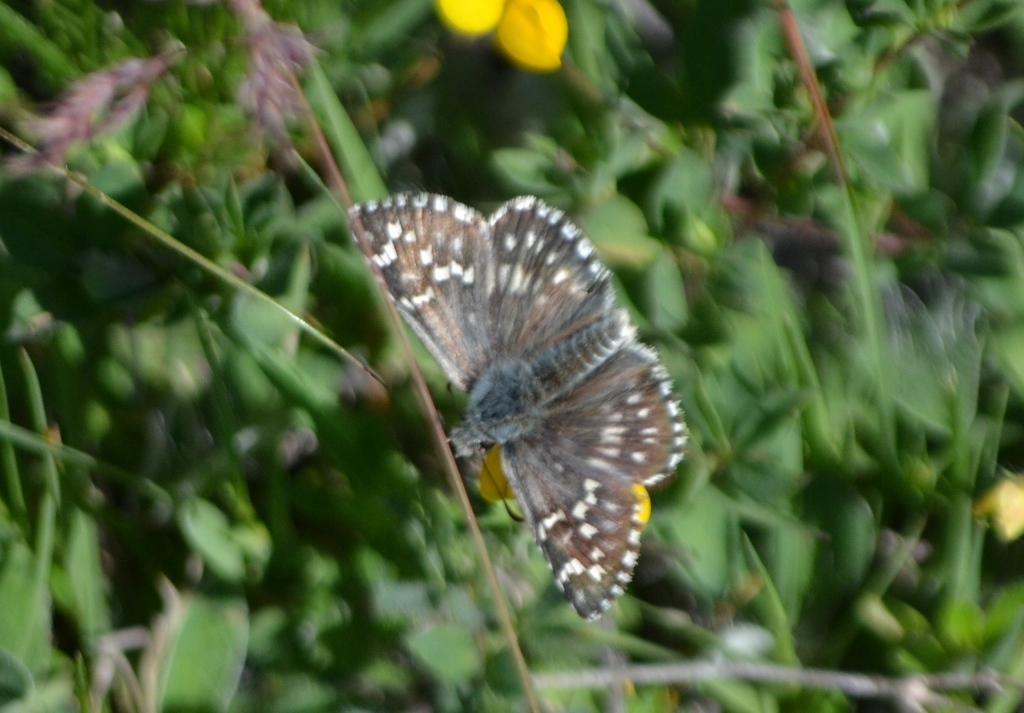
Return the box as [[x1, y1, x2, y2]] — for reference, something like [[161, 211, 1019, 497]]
[[2, 0, 1024, 710]]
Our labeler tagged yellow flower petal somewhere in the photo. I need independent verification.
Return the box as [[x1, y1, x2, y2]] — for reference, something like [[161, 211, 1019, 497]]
[[495, 0, 568, 72], [479, 446, 515, 503], [633, 483, 651, 526], [435, 0, 505, 36], [975, 477, 1024, 542]]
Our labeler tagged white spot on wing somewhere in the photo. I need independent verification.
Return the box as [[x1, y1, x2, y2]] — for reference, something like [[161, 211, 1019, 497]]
[[510, 265, 528, 294], [375, 240, 398, 266], [542, 511, 566, 529], [411, 286, 435, 307]]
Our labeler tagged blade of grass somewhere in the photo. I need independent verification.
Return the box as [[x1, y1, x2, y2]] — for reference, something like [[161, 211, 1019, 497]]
[[0, 4, 78, 88], [17, 348, 56, 672], [0, 418, 171, 507], [742, 535, 797, 665], [303, 60, 386, 204], [0, 357, 29, 533], [191, 303, 254, 521]]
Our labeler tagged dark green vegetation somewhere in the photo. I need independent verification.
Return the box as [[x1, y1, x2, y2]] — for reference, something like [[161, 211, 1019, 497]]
[[2, 0, 1024, 711]]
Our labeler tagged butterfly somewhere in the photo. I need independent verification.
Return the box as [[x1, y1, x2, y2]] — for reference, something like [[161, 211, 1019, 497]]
[[349, 193, 686, 619]]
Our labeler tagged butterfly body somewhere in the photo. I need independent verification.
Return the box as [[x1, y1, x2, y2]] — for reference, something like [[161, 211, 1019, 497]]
[[452, 357, 543, 454], [350, 193, 687, 619]]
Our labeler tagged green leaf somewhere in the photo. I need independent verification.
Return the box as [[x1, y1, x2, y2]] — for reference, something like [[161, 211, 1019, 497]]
[[838, 90, 935, 192], [63, 509, 110, 644], [0, 542, 49, 673], [351, 0, 433, 61], [658, 487, 734, 599], [970, 100, 1009, 190], [640, 249, 688, 333], [491, 136, 563, 199], [157, 594, 248, 713], [0, 647, 32, 706], [178, 500, 246, 583], [583, 195, 662, 269], [406, 623, 482, 686]]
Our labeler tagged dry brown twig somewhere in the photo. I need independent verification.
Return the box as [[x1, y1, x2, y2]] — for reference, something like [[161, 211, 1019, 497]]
[[533, 660, 1013, 712]]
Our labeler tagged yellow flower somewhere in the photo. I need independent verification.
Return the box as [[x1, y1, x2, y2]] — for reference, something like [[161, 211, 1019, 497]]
[[479, 446, 515, 502], [435, 0, 505, 36], [634, 483, 651, 526], [435, 0, 568, 73], [480, 447, 653, 534], [495, 0, 568, 72], [975, 476, 1024, 541]]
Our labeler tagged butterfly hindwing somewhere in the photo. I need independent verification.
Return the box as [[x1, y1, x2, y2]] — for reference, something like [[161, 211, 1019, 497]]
[[501, 437, 646, 620], [543, 343, 687, 487]]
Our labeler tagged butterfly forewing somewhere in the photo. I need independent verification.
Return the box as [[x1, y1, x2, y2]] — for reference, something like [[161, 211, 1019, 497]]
[[488, 199, 616, 352], [349, 194, 493, 389]]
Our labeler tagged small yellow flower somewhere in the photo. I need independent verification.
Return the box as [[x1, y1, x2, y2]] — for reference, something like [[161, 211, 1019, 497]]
[[479, 446, 515, 502], [435, 0, 568, 73], [975, 476, 1024, 541], [435, 0, 505, 37], [480, 447, 655, 529], [495, 0, 568, 72], [634, 483, 651, 526]]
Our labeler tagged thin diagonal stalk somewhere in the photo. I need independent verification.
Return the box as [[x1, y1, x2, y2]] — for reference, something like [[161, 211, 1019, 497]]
[[295, 60, 541, 712], [776, 1, 896, 466], [351, 220, 543, 712], [0, 418, 172, 507]]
